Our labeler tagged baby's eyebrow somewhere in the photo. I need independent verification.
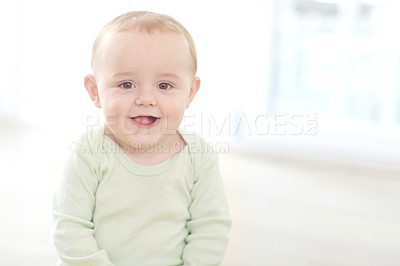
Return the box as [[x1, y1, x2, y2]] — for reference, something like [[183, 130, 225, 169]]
[[112, 71, 137, 78], [157, 72, 181, 80]]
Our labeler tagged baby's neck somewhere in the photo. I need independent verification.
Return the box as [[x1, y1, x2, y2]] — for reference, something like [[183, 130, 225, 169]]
[[104, 126, 186, 165], [124, 134, 186, 165]]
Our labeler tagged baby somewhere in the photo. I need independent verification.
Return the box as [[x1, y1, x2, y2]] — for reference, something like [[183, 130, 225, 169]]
[[52, 11, 231, 266]]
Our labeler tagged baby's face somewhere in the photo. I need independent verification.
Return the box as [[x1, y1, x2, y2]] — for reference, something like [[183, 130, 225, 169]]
[[93, 30, 199, 149]]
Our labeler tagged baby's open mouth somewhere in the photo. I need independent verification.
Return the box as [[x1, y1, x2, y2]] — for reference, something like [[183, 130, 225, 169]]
[[130, 116, 160, 128]]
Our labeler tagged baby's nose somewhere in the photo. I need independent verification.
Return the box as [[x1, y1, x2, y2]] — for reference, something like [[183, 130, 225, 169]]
[[135, 88, 156, 106]]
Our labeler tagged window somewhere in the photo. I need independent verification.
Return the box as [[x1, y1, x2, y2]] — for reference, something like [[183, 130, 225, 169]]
[[234, 0, 400, 166], [272, 0, 400, 125]]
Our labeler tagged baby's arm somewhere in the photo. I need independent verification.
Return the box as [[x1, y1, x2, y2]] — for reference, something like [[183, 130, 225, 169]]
[[182, 150, 232, 266], [52, 140, 114, 266]]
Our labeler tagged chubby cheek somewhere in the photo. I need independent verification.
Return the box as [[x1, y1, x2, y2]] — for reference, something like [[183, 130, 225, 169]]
[[101, 96, 130, 126], [162, 102, 187, 131]]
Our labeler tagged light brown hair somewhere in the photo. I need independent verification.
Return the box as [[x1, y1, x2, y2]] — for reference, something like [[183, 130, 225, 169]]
[[91, 11, 197, 76]]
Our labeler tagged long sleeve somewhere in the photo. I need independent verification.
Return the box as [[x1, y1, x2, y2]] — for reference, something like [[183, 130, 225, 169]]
[[52, 136, 115, 266], [182, 146, 232, 266]]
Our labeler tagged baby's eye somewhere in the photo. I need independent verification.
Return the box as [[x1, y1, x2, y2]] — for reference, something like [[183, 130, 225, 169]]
[[158, 82, 172, 90], [120, 82, 135, 89]]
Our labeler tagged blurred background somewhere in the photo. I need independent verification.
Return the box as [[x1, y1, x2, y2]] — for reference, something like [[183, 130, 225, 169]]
[[1, 0, 400, 265]]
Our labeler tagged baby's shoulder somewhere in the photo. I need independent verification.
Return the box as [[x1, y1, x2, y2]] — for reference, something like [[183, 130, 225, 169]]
[[179, 129, 219, 171], [179, 129, 214, 154], [69, 123, 105, 155]]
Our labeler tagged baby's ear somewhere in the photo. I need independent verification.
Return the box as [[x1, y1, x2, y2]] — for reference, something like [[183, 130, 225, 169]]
[[186, 77, 200, 109], [84, 75, 101, 108]]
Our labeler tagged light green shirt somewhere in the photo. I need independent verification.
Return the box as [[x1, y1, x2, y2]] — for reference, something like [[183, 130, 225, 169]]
[[52, 124, 231, 266]]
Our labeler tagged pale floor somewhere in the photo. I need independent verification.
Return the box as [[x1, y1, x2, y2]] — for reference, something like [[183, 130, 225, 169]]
[[1, 125, 399, 266]]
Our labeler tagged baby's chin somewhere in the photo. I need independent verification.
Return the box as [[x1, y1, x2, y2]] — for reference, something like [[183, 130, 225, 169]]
[[115, 131, 177, 148]]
